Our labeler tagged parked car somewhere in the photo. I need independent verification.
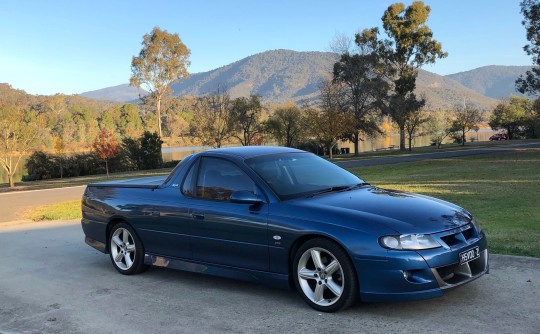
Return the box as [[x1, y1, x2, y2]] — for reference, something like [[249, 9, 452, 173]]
[[489, 133, 508, 141], [81, 146, 488, 312]]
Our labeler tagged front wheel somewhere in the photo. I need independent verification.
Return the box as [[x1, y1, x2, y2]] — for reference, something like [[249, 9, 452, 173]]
[[109, 222, 147, 275], [293, 238, 358, 312]]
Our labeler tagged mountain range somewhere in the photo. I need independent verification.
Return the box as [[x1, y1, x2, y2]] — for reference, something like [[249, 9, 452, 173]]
[[80, 49, 532, 110]]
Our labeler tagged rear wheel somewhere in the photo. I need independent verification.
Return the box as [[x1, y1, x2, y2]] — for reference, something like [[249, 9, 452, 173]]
[[109, 222, 147, 275], [293, 238, 358, 312]]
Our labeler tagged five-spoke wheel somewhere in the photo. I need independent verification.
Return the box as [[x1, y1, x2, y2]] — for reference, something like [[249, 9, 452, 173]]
[[293, 238, 358, 312], [109, 223, 147, 275]]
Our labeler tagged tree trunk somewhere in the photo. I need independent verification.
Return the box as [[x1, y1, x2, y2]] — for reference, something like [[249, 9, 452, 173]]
[[157, 96, 162, 138], [105, 160, 109, 178], [399, 124, 406, 151], [8, 172, 14, 188], [353, 132, 359, 156], [462, 131, 466, 146], [408, 135, 413, 151]]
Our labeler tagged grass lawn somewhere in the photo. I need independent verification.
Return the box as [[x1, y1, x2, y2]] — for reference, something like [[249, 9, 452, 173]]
[[21, 200, 82, 221], [349, 148, 540, 258]]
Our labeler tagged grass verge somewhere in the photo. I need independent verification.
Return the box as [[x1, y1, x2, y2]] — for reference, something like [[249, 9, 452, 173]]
[[21, 200, 82, 221], [349, 148, 540, 258]]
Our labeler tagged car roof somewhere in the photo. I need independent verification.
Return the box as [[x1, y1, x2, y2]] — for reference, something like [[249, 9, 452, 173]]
[[202, 146, 305, 159]]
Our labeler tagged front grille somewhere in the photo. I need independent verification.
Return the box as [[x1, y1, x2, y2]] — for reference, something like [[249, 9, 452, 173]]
[[438, 224, 479, 248], [431, 249, 489, 289]]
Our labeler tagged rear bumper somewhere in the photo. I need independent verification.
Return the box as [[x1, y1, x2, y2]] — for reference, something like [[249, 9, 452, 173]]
[[85, 236, 107, 253], [355, 231, 488, 302], [81, 217, 108, 253]]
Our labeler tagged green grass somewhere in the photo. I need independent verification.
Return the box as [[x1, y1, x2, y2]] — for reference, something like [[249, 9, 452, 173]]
[[331, 138, 540, 161], [22, 200, 82, 221], [349, 148, 540, 258]]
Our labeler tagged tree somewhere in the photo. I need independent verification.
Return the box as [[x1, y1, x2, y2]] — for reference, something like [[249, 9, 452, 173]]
[[266, 104, 304, 147], [451, 105, 483, 146], [0, 103, 42, 188], [139, 131, 163, 169], [92, 129, 119, 177], [516, 0, 540, 95], [191, 85, 234, 148], [161, 96, 193, 144], [404, 108, 430, 151], [527, 98, 540, 137], [130, 27, 191, 138], [490, 96, 533, 139], [123, 131, 163, 170], [231, 96, 265, 146], [379, 1, 448, 150], [117, 104, 144, 138], [333, 28, 389, 155], [306, 80, 355, 159], [426, 109, 454, 149]]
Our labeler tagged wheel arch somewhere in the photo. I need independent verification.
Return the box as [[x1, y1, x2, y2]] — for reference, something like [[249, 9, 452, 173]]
[[287, 233, 357, 288], [105, 216, 131, 252]]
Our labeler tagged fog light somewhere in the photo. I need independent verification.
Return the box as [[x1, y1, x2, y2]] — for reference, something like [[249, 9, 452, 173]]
[[403, 270, 410, 280]]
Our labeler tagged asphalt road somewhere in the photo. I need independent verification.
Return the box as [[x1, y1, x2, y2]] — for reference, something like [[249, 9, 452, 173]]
[[0, 221, 538, 334]]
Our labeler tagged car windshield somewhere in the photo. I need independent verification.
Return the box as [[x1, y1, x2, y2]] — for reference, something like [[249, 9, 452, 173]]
[[246, 152, 364, 200]]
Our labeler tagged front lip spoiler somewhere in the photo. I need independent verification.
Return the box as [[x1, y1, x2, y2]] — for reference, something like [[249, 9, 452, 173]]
[[431, 249, 489, 289]]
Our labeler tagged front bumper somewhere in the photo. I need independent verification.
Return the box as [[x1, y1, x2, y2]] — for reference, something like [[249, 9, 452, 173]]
[[355, 226, 489, 302]]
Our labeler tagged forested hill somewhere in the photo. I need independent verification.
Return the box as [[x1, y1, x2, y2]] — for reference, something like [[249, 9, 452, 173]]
[[170, 50, 337, 104], [446, 65, 532, 99], [80, 49, 531, 109], [80, 84, 147, 102]]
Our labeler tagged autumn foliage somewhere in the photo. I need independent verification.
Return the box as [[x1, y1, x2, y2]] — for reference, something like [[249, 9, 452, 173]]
[[92, 129, 119, 177]]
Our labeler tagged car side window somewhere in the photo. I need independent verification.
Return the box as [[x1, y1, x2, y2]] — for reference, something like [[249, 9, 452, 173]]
[[195, 158, 258, 202], [181, 159, 199, 197]]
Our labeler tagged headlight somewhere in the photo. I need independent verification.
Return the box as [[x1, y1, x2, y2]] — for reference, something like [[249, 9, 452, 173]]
[[470, 218, 482, 233], [380, 234, 441, 250]]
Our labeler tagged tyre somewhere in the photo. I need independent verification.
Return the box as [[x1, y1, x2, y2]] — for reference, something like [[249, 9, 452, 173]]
[[109, 222, 147, 275], [293, 238, 358, 312]]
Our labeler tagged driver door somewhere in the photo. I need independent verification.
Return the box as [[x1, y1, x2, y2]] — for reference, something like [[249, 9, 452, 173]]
[[187, 157, 269, 271]]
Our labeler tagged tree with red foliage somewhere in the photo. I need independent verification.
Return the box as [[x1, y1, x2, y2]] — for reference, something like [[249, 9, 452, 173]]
[[92, 129, 119, 177]]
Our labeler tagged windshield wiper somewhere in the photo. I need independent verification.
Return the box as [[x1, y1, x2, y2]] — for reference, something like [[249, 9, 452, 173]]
[[344, 182, 370, 191], [308, 185, 354, 198]]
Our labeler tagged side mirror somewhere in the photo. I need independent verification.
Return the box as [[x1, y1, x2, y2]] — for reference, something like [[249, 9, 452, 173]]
[[230, 191, 264, 204]]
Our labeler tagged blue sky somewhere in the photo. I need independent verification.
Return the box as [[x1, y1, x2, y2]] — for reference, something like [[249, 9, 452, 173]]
[[0, 0, 531, 95]]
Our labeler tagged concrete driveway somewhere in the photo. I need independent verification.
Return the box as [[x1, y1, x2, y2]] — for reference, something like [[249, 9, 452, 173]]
[[0, 221, 538, 334]]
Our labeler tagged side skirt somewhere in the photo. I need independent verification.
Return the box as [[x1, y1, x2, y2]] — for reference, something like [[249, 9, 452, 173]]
[[144, 254, 290, 290]]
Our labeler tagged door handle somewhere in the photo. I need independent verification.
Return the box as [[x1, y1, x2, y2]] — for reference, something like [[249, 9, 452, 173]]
[[192, 213, 205, 220]]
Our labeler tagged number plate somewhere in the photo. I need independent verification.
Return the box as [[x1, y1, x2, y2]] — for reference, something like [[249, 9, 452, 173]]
[[459, 246, 480, 265]]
